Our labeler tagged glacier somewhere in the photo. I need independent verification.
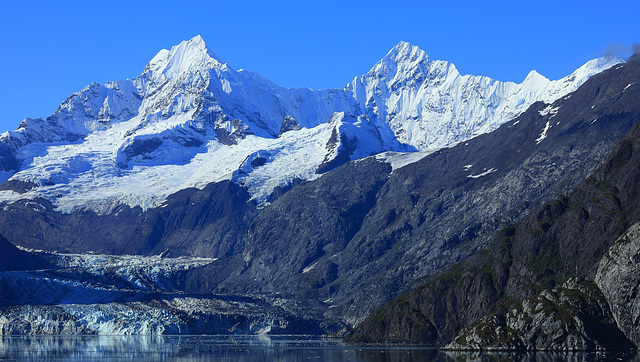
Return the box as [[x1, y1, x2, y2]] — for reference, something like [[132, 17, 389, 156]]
[[0, 250, 336, 335], [0, 35, 623, 213]]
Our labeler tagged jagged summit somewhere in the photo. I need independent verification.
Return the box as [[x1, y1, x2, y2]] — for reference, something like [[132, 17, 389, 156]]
[[144, 35, 229, 80], [385, 41, 429, 63], [0, 37, 623, 213], [523, 69, 547, 82], [366, 41, 457, 81]]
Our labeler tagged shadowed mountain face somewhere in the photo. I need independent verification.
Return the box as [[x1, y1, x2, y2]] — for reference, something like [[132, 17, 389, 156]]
[[348, 55, 640, 347], [0, 234, 52, 271]]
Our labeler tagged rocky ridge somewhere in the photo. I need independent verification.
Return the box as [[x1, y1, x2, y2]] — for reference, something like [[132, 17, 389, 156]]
[[0, 36, 620, 213], [446, 279, 633, 351], [596, 222, 640, 347]]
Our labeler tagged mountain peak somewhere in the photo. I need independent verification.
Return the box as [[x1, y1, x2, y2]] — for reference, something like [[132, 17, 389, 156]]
[[385, 41, 429, 64], [573, 55, 625, 77], [184, 35, 225, 61], [523, 69, 548, 83], [144, 35, 229, 80]]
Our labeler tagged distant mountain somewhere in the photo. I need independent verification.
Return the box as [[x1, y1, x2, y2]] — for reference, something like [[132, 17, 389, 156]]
[[347, 41, 620, 150]]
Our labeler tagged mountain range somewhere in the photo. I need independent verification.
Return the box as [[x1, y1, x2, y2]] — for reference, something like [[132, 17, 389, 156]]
[[0, 36, 620, 213], [0, 36, 639, 349]]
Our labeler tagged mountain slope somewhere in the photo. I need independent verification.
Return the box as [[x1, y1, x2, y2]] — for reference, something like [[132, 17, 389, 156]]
[[348, 54, 640, 346], [205, 54, 640, 325], [0, 234, 51, 271]]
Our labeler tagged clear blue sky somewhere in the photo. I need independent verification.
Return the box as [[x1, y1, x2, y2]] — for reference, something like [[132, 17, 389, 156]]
[[0, 0, 638, 132]]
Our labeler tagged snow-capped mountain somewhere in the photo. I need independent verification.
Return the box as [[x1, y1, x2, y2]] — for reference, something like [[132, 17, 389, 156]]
[[0, 36, 622, 213], [349, 41, 622, 150]]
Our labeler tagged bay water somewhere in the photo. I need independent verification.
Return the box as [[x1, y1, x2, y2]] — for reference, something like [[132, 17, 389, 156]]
[[0, 335, 637, 361]]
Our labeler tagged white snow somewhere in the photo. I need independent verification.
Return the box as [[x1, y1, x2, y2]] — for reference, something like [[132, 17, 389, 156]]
[[535, 121, 551, 144], [538, 105, 560, 118], [347, 42, 622, 151], [374, 149, 437, 171], [0, 37, 623, 213], [467, 168, 497, 179], [302, 262, 318, 274]]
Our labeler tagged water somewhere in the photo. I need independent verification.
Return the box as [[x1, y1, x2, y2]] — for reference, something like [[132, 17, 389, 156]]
[[0, 335, 637, 361]]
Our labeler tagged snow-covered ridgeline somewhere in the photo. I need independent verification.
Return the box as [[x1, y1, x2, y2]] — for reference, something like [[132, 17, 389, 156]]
[[347, 41, 623, 150], [0, 112, 387, 213], [0, 36, 624, 213]]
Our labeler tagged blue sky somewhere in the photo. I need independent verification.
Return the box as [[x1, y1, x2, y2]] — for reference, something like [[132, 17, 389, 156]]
[[0, 0, 638, 132]]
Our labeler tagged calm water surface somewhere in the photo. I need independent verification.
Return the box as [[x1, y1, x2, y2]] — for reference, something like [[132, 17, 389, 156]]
[[0, 335, 637, 361]]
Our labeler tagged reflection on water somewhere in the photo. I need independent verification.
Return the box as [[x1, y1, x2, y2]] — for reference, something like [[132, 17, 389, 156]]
[[0, 335, 637, 361]]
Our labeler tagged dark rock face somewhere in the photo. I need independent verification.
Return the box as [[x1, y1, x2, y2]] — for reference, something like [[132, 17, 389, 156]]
[[213, 118, 251, 146], [236, 157, 392, 296], [446, 280, 634, 351], [117, 136, 164, 166], [348, 57, 640, 346], [315, 127, 357, 174], [278, 115, 301, 136], [596, 222, 640, 347], [0, 181, 256, 257], [0, 234, 51, 271]]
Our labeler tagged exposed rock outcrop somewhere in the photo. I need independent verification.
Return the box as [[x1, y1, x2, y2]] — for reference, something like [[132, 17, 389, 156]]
[[596, 222, 640, 347], [446, 279, 634, 351]]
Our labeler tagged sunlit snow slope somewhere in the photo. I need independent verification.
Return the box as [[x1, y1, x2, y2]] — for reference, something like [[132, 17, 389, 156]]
[[0, 36, 623, 213]]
